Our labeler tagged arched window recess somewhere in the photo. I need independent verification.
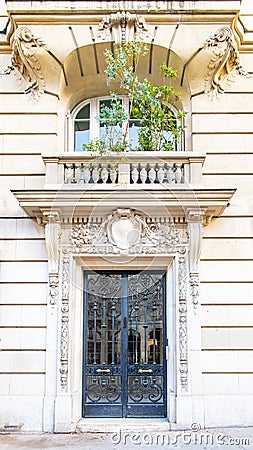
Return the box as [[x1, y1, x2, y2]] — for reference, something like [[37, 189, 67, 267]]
[[71, 95, 185, 153]]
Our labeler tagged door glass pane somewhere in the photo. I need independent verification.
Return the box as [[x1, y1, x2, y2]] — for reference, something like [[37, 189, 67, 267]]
[[128, 273, 164, 365], [85, 273, 122, 407], [86, 273, 122, 365], [127, 273, 164, 405]]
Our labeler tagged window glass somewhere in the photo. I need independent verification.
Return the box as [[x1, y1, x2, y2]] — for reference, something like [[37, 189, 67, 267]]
[[129, 104, 141, 150], [73, 98, 182, 151], [99, 99, 122, 140], [74, 103, 90, 151]]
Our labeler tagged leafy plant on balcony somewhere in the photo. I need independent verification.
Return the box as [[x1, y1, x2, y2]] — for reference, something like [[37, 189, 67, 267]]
[[83, 41, 186, 154]]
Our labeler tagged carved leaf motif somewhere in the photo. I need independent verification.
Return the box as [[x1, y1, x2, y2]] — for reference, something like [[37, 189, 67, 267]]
[[203, 27, 250, 96], [1, 27, 47, 101]]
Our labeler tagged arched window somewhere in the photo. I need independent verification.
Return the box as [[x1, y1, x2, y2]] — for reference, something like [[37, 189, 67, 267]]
[[71, 96, 183, 152]]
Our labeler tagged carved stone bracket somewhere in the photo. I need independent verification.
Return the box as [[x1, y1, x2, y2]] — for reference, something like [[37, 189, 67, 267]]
[[48, 274, 59, 306], [203, 26, 250, 96], [44, 211, 61, 272], [0, 27, 47, 101], [71, 208, 187, 255], [189, 272, 200, 309], [60, 250, 70, 391], [186, 210, 203, 310], [178, 248, 188, 392], [97, 12, 151, 45], [44, 211, 61, 307]]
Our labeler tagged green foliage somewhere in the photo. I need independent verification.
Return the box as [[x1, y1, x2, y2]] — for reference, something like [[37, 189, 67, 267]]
[[83, 41, 186, 154]]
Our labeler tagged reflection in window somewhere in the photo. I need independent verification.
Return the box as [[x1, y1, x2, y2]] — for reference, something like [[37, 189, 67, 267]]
[[74, 103, 90, 151]]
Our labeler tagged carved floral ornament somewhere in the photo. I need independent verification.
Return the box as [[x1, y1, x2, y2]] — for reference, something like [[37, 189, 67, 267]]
[[71, 208, 188, 255], [96, 11, 151, 45], [0, 19, 249, 100], [60, 208, 190, 393]]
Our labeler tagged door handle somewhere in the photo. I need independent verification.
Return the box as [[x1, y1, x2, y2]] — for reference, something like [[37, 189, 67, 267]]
[[96, 368, 111, 373], [138, 369, 153, 373]]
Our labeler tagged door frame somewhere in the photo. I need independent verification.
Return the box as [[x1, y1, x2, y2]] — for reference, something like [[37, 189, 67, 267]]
[[82, 270, 168, 418], [68, 256, 177, 424]]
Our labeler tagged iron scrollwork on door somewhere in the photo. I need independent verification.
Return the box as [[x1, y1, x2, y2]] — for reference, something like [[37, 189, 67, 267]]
[[128, 376, 163, 403], [86, 375, 121, 403]]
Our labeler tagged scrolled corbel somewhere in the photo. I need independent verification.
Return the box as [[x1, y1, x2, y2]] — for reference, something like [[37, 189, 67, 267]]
[[203, 26, 250, 96], [187, 210, 204, 310], [0, 27, 47, 101], [44, 211, 61, 307]]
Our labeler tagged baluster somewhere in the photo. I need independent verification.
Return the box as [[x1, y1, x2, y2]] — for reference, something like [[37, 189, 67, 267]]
[[140, 163, 148, 184], [167, 163, 174, 184], [92, 165, 100, 184], [83, 165, 91, 183], [157, 163, 165, 183], [101, 164, 109, 183], [80, 164, 85, 184], [75, 163, 82, 184], [110, 165, 117, 184], [175, 163, 182, 183], [65, 163, 73, 184], [148, 163, 156, 184], [131, 163, 139, 184]]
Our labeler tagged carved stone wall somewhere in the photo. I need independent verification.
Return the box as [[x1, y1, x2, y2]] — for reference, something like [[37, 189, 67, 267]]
[[60, 250, 70, 391]]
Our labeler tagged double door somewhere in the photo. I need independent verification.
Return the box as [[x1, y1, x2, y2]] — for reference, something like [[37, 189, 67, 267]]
[[83, 271, 167, 417]]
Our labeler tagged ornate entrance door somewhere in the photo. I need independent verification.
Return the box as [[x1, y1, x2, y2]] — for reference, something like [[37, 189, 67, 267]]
[[83, 271, 167, 418]]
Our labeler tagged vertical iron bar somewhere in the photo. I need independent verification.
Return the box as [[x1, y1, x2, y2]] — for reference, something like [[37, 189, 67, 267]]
[[152, 286, 158, 364], [122, 274, 128, 417], [134, 295, 139, 364], [143, 291, 148, 364], [111, 298, 116, 364], [93, 297, 97, 364], [101, 296, 106, 364]]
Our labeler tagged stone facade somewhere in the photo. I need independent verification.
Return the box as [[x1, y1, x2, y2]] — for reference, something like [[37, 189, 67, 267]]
[[0, 0, 252, 432]]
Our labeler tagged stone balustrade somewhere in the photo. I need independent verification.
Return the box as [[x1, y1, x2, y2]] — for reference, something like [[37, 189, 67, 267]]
[[43, 152, 206, 187]]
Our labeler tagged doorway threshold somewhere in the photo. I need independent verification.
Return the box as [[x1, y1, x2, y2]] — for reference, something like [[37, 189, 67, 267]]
[[76, 418, 171, 433]]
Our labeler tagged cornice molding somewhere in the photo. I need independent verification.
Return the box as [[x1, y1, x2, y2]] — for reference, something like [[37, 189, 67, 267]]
[[5, 1, 241, 15], [11, 187, 236, 226]]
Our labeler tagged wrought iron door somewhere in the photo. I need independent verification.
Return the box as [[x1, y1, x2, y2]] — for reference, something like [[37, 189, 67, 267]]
[[83, 271, 166, 418]]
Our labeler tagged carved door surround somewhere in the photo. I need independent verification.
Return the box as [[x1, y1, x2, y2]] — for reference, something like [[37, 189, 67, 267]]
[[12, 185, 235, 430], [43, 206, 190, 416]]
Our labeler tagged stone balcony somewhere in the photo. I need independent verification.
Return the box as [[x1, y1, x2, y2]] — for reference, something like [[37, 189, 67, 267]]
[[43, 151, 206, 188], [12, 151, 236, 225]]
